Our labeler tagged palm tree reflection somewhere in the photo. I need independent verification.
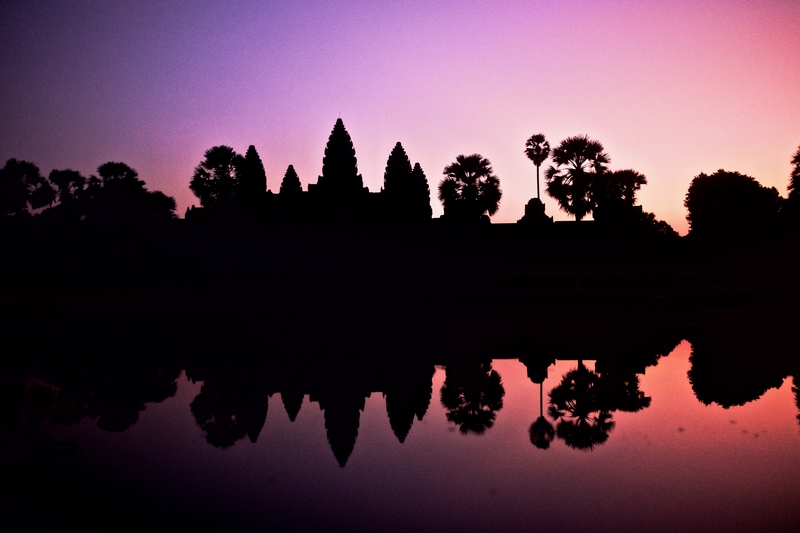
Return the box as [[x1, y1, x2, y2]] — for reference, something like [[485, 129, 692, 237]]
[[547, 362, 614, 451], [522, 356, 555, 450], [440, 362, 505, 435]]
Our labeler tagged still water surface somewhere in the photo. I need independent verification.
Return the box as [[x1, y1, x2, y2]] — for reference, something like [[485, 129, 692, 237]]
[[4, 341, 800, 532]]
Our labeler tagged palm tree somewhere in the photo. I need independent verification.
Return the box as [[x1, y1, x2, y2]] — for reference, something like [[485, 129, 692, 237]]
[[189, 145, 244, 208], [545, 135, 609, 221], [524, 134, 551, 200], [438, 154, 502, 221]]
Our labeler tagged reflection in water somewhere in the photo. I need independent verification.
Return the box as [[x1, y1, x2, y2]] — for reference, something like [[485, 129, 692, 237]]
[[2, 339, 800, 530], [547, 362, 615, 450], [529, 415, 555, 450], [520, 355, 556, 449], [190, 375, 270, 448], [383, 363, 435, 443], [440, 362, 505, 434], [795, 377, 800, 425]]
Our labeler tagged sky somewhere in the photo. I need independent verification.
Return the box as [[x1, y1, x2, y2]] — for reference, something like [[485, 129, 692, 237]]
[[2, 0, 799, 233]]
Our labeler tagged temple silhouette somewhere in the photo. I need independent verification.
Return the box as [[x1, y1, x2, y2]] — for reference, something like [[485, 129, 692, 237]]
[[184, 118, 433, 229]]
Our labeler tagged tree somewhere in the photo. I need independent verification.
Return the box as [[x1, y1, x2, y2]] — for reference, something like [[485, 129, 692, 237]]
[[279, 165, 303, 196], [49, 169, 86, 204], [524, 134, 550, 200], [440, 362, 505, 435], [789, 145, 800, 199], [81, 162, 176, 223], [591, 169, 647, 222], [438, 154, 502, 221], [97, 161, 142, 184], [238, 145, 267, 199], [548, 362, 615, 450], [0, 159, 55, 216], [382, 143, 432, 220], [314, 118, 363, 195], [684, 169, 781, 238], [783, 145, 800, 225], [189, 145, 244, 207], [545, 135, 609, 221]]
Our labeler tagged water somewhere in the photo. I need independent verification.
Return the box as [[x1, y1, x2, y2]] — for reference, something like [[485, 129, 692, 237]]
[[3, 341, 799, 532]]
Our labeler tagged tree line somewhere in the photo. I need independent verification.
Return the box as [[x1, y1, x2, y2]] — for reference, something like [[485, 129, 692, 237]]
[[3, 118, 800, 240]]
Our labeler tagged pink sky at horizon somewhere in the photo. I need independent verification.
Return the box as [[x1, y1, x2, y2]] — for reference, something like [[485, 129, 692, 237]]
[[2, 0, 799, 234]]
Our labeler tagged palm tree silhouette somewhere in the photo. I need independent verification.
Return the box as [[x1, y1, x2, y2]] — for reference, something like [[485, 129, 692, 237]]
[[545, 135, 609, 221], [529, 381, 555, 449], [548, 362, 615, 450], [440, 362, 505, 435], [524, 134, 551, 200], [438, 154, 502, 222]]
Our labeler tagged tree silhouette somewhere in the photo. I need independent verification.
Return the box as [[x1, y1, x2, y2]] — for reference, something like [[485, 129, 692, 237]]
[[190, 377, 270, 448], [48, 162, 177, 225], [314, 118, 363, 195], [0, 159, 55, 216], [49, 169, 86, 204], [597, 372, 651, 413], [783, 145, 800, 225], [382, 143, 432, 220], [79, 162, 176, 223], [97, 161, 141, 183], [789, 145, 800, 200], [438, 154, 502, 222], [684, 169, 781, 238], [524, 134, 551, 200], [440, 362, 505, 434], [529, 415, 556, 450], [189, 145, 245, 207], [527, 363, 555, 450], [279, 165, 303, 196], [548, 363, 615, 450], [545, 135, 609, 221], [238, 145, 267, 199], [590, 169, 647, 222]]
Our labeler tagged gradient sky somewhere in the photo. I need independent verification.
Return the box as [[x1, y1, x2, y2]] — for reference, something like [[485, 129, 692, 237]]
[[2, 0, 799, 233]]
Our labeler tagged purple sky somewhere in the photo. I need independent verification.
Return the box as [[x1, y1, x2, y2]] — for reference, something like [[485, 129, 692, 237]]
[[2, 0, 799, 232]]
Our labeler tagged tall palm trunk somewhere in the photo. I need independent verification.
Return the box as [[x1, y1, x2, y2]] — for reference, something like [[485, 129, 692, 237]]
[[539, 382, 544, 417]]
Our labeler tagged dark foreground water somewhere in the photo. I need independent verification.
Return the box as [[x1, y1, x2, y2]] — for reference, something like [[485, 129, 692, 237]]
[[2, 341, 799, 532]]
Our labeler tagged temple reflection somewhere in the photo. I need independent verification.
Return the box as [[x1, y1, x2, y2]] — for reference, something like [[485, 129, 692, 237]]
[[2, 300, 799, 468]]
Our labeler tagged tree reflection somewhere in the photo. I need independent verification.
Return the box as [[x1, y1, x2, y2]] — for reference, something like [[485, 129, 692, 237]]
[[598, 372, 651, 413], [793, 376, 800, 425], [548, 362, 614, 450], [190, 375, 270, 448], [529, 415, 555, 450], [440, 362, 505, 435], [521, 355, 555, 450]]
